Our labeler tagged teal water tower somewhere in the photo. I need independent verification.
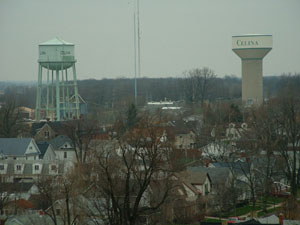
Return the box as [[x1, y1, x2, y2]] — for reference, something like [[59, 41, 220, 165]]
[[35, 37, 80, 121]]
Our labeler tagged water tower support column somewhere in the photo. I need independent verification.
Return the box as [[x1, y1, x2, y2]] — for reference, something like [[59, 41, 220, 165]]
[[56, 70, 60, 121], [61, 63, 66, 120], [65, 69, 71, 120], [46, 64, 50, 118], [35, 64, 42, 121], [72, 64, 80, 119], [241, 59, 263, 106], [51, 70, 54, 114]]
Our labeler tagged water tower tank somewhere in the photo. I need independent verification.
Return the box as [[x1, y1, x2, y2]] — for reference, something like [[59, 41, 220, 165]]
[[39, 37, 75, 70]]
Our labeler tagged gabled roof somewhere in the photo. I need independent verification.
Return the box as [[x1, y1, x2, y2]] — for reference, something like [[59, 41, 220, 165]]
[[187, 166, 231, 185], [48, 135, 73, 149], [37, 142, 51, 158], [174, 170, 210, 195], [0, 138, 33, 156], [32, 121, 66, 136]]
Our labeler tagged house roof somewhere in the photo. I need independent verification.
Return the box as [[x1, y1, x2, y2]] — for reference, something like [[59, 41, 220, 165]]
[[1, 160, 65, 176], [10, 199, 34, 209], [31, 121, 66, 136], [172, 120, 198, 135], [175, 170, 210, 195], [0, 138, 32, 156], [37, 142, 51, 158], [187, 166, 231, 185], [2, 183, 35, 193], [210, 161, 250, 175], [48, 135, 73, 149]]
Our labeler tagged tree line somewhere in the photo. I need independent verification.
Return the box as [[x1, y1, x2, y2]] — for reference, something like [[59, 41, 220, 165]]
[[1, 71, 300, 112]]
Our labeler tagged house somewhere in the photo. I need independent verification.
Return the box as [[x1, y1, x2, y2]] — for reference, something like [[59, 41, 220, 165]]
[[4, 214, 56, 225], [18, 107, 35, 120], [173, 170, 212, 199], [0, 160, 65, 183], [171, 120, 198, 149], [48, 135, 77, 162], [1, 183, 39, 201], [0, 138, 41, 160], [37, 142, 56, 161], [4, 199, 34, 216], [208, 161, 252, 200], [32, 121, 65, 142], [187, 166, 232, 194], [157, 170, 211, 223]]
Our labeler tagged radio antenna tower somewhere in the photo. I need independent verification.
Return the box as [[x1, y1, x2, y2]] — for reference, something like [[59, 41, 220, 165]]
[[133, 0, 141, 105]]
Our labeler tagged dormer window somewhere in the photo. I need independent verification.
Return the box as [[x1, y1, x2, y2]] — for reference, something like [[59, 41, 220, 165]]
[[16, 165, 22, 171], [34, 165, 39, 170]]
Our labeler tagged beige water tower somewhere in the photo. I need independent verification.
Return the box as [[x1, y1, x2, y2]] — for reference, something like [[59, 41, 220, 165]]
[[232, 34, 272, 107]]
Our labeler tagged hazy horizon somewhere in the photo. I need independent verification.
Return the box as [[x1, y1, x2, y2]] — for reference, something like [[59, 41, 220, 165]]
[[1, 0, 300, 81]]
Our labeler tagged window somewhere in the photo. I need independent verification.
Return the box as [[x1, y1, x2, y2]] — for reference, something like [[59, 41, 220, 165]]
[[64, 152, 67, 159], [205, 184, 209, 195], [0, 165, 4, 170], [56, 209, 61, 215], [51, 165, 57, 171], [247, 99, 253, 106], [16, 165, 22, 171], [45, 131, 49, 138], [29, 146, 32, 150], [34, 165, 39, 170]]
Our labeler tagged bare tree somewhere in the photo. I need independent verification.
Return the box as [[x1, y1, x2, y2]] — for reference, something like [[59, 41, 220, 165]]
[[183, 67, 216, 106], [244, 104, 283, 212], [276, 94, 300, 198], [64, 119, 99, 163], [35, 173, 81, 225], [0, 176, 11, 216], [82, 114, 175, 225], [35, 177, 61, 225], [0, 98, 25, 138]]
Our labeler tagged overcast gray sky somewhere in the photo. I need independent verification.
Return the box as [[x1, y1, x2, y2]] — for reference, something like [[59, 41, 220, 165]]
[[0, 0, 299, 81]]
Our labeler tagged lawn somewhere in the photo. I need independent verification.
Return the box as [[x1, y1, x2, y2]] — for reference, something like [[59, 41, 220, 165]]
[[257, 206, 282, 217], [225, 205, 261, 217], [203, 218, 224, 223], [224, 197, 285, 217]]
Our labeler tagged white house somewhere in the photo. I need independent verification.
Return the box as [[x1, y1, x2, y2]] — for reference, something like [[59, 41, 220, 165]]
[[0, 138, 41, 160], [49, 135, 77, 162]]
